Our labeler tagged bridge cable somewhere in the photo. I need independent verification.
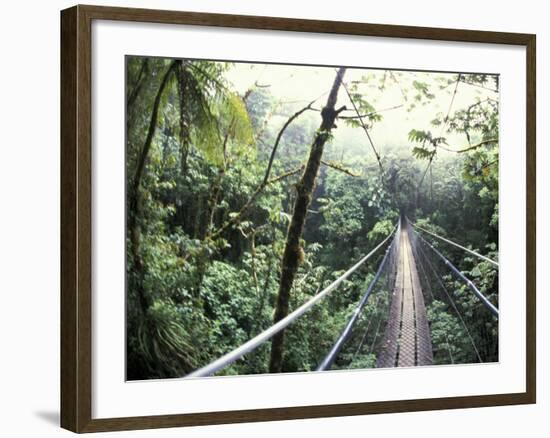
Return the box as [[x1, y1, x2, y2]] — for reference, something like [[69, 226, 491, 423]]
[[349, 229, 400, 367], [317, 232, 397, 371], [412, 222, 498, 267], [185, 225, 397, 378], [352, 283, 390, 365], [412, 227, 499, 318], [348, 283, 383, 365], [414, 231, 483, 362], [409, 231, 455, 364]]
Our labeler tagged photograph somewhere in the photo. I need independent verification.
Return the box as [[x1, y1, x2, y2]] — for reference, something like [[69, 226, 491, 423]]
[[0, 0, 541, 434], [125, 56, 500, 380]]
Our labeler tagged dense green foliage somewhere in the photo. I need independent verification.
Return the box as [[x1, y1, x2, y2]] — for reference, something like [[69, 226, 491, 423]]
[[126, 58, 499, 379]]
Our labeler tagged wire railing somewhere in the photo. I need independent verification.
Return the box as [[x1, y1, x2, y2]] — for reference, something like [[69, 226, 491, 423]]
[[410, 228, 483, 363], [183, 216, 498, 377], [412, 222, 498, 267], [410, 223, 499, 318], [346, 225, 401, 369], [317, 224, 399, 371], [185, 225, 397, 378]]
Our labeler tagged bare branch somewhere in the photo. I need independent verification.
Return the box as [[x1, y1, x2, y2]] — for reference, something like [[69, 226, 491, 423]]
[[439, 73, 461, 136], [475, 158, 499, 176], [321, 160, 360, 177], [337, 104, 404, 120], [389, 71, 408, 103], [262, 100, 316, 185], [439, 138, 498, 154], [207, 100, 317, 240], [267, 165, 305, 184], [340, 80, 384, 172]]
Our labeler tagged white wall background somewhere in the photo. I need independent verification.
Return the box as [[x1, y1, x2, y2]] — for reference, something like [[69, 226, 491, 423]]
[[0, 0, 545, 436]]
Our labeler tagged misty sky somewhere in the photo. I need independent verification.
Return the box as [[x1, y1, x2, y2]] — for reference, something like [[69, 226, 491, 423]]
[[225, 62, 498, 165]]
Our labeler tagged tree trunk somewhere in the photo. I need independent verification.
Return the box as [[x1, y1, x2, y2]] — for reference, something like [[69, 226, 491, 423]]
[[128, 61, 176, 314], [176, 61, 192, 174], [127, 58, 149, 114], [269, 67, 346, 373]]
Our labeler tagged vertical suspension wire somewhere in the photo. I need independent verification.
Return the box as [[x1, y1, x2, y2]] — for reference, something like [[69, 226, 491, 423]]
[[409, 229, 454, 364], [414, 230, 483, 363], [367, 314, 385, 355], [317, 225, 399, 371], [347, 237, 396, 368], [414, 229, 499, 317], [410, 229, 434, 302], [185, 226, 397, 378], [348, 279, 384, 365], [366, 229, 396, 357], [349, 221, 401, 368], [370, 219, 401, 359]]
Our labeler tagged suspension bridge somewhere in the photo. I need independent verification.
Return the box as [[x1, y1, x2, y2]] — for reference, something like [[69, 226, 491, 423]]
[[186, 216, 499, 378]]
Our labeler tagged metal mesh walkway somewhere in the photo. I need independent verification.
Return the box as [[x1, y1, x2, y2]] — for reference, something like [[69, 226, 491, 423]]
[[377, 224, 433, 368]]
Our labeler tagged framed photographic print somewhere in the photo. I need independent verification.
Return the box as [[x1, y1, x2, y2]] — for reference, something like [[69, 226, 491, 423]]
[[60, 4, 536, 433]]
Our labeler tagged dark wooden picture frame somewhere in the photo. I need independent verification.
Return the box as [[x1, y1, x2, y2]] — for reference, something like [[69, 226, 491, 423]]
[[61, 4, 536, 433]]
